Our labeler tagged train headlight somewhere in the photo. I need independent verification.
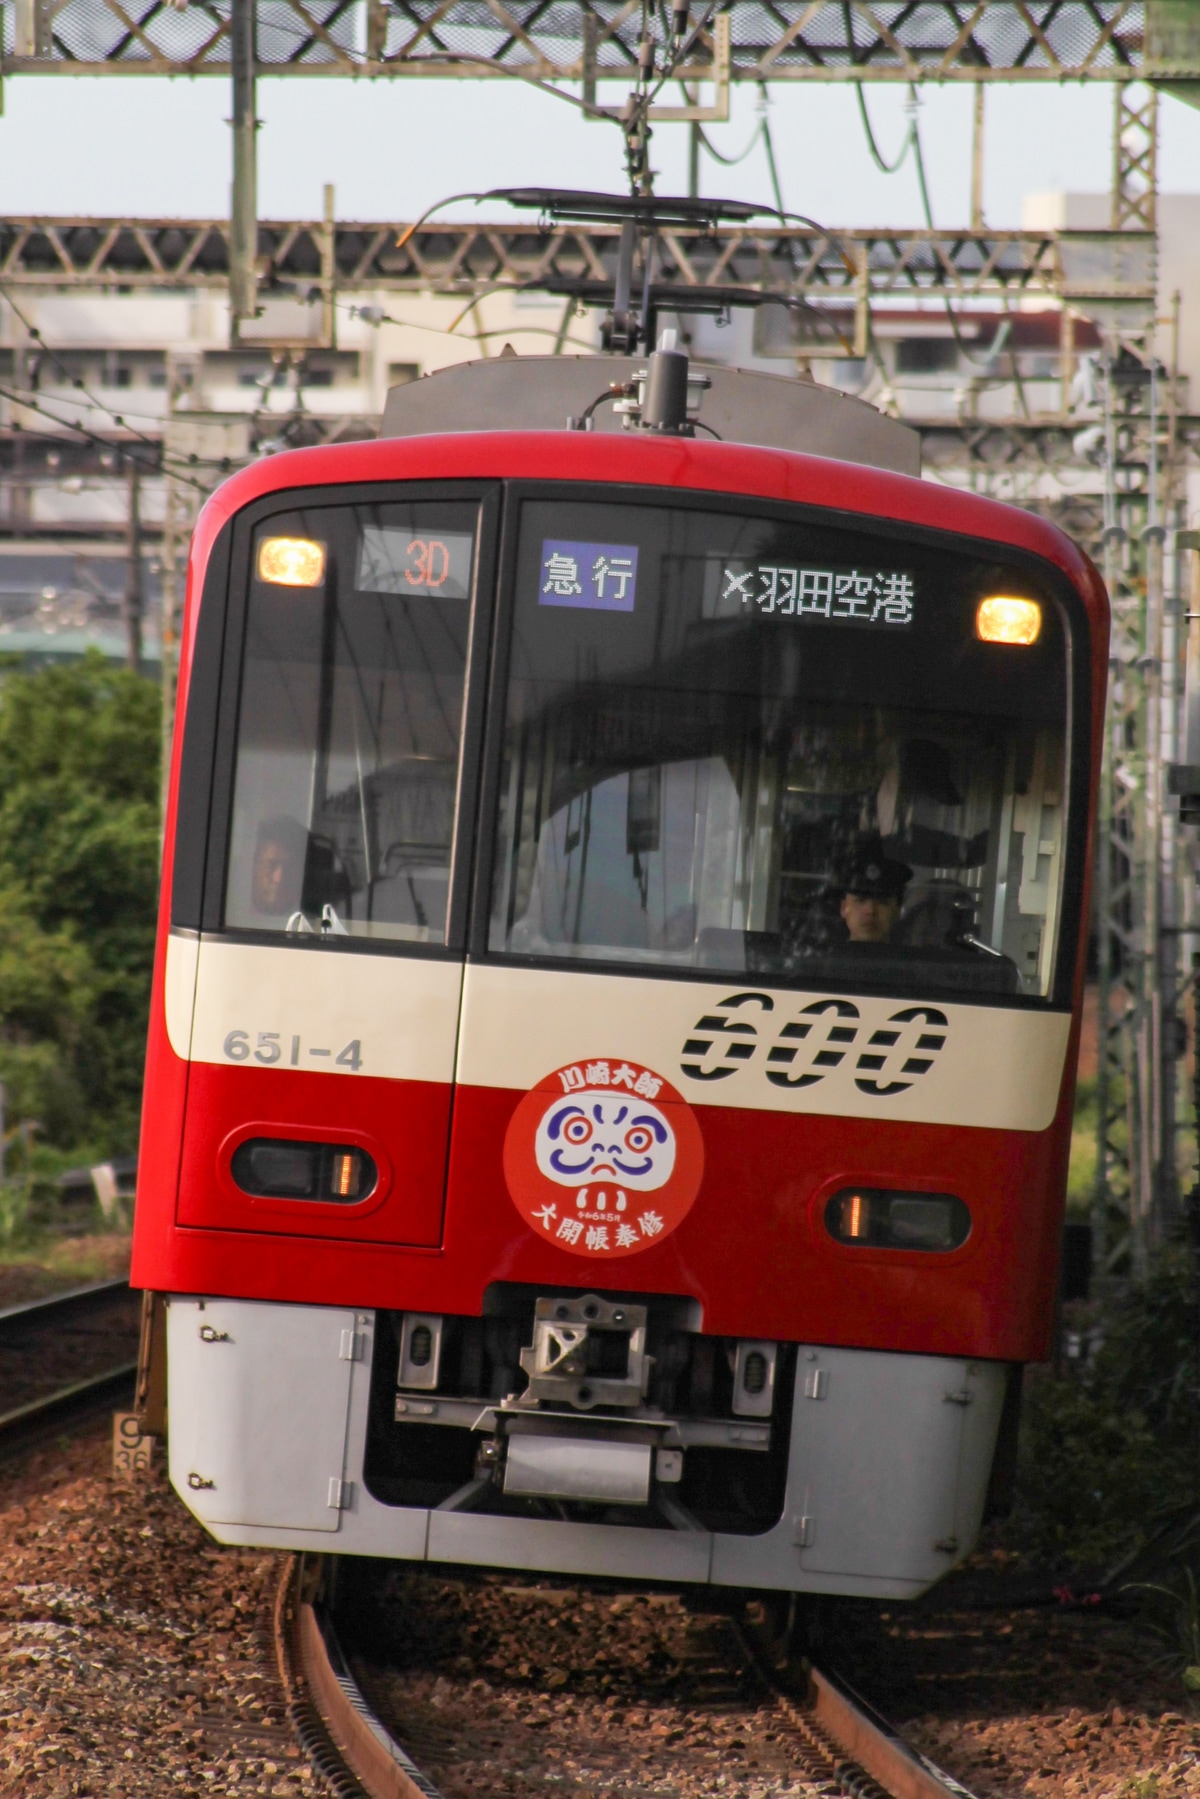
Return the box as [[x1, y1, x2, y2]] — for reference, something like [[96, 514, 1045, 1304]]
[[976, 595, 1041, 645], [257, 535, 326, 587], [825, 1188, 971, 1251]]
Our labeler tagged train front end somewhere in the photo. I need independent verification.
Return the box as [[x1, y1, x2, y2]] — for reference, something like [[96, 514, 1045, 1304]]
[[133, 394, 1105, 1599]]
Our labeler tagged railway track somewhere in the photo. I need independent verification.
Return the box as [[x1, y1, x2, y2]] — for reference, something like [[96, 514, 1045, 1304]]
[[275, 1558, 981, 1799], [0, 1277, 139, 1454], [0, 1284, 975, 1798]]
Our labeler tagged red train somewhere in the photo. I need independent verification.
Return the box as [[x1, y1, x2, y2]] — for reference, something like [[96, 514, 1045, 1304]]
[[132, 341, 1106, 1596]]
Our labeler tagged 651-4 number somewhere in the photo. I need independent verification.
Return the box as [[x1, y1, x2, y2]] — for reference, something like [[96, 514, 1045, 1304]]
[[222, 1030, 363, 1072]]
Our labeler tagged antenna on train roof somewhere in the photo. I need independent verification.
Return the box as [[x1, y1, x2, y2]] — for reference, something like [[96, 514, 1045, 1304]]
[[568, 328, 712, 437]]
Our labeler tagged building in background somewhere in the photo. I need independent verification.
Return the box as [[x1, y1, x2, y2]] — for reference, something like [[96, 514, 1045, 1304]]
[[0, 281, 592, 664], [0, 189, 1194, 662]]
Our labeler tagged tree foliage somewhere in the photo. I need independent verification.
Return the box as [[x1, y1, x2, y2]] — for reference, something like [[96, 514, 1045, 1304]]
[[1011, 1248, 1200, 1566], [0, 654, 159, 1153]]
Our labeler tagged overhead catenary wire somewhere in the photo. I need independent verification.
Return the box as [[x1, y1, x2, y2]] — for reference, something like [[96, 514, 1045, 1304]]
[[0, 290, 365, 483], [0, 287, 238, 487], [392, 190, 497, 252], [3, 278, 353, 461], [0, 285, 173, 463], [694, 89, 892, 394], [856, 85, 913, 176], [759, 89, 787, 222], [0, 383, 214, 494], [639, 1, 721, 117], [895, 86, 1022, 385], [689, 86, 784, 232], [615, 0, 723, 195], [692, 116, 766, 169], [345, 297, 596, 353], [692, 94, 871, 364]]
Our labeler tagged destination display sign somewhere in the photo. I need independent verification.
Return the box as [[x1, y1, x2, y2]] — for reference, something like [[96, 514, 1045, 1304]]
[[709, 561, 916, 627]]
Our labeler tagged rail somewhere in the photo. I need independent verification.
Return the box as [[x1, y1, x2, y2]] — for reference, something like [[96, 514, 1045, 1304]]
[[275, 1556, 981, 1799], [751, 1648, 982, 1799], [0, 1277, 138, 1455], [0, 1274, 130, 1329]]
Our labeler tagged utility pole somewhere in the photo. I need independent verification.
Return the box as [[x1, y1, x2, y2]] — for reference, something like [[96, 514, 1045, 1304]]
[[320, 182, 337, 349], [1143, 365, 1168, 1252], [970, 86, 985, 231], [124, 456, 143, 673], [1089, 75, 1191, 1283], [10, 333, 33, 532], [230, 0, 258, 324], [158, 356, 195, 839]]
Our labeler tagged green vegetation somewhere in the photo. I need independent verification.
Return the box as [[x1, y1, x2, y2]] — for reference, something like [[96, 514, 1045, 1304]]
[[0, 653, 159, 1227], [1001, 1234, 1200, 1686], [1009, 1246, 1199, 1568], [1066, 1073, 1098, 1215], [0, 1228, 133, 1300]]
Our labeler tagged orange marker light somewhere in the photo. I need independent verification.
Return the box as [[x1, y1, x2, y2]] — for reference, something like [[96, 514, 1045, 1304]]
[[842, 1192, 868, 1239], [332, 1153, 359, 1199], [258, 536, 326, 588], [976, 595, 1041, 645]]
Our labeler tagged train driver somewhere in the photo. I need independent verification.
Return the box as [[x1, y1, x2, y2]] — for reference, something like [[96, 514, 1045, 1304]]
[[250, 814, 309, 919], [838, 851, 913, 944]]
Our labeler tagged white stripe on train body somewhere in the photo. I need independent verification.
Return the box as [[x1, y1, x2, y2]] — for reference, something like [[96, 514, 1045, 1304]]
[[168, 933, 464, 1084], [169, 934, 1071, 1132]]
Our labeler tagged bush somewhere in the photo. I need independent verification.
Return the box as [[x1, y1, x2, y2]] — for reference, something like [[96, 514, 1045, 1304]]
[[1008, 1247, 1200, 1568], [0, 654, 159, 1156], [1066, 1075, 1098, 1212]]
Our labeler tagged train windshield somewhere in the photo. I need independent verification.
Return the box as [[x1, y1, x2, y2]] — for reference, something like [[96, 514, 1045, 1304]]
[[488, 496, 1074, 1001], [224, 499, 478, 944]]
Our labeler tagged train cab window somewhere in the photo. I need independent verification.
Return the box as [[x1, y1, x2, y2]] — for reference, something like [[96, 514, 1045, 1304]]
[[223, 500, 478, 945], [487, 496, 1079, 1001]]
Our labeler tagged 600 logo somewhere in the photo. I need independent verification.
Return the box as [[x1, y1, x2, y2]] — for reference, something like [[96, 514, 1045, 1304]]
[[680, 992, 948, 1098]]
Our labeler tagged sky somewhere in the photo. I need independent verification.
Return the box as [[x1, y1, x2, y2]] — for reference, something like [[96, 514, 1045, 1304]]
[[1, 75, 1199, 226]]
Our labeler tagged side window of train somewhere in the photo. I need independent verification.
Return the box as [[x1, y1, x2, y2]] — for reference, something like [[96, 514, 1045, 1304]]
[[486, 492, 1084, 1005], [219, 496, 485, 949]]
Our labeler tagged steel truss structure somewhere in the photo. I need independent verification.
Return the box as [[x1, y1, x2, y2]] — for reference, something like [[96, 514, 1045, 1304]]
[[0, 215, 1063, 294], [1088, 352, 1200, 1284], [4, 0, 1198, 85], [1084, 82, 1200, 1285], [0, 215, 1150, 316]]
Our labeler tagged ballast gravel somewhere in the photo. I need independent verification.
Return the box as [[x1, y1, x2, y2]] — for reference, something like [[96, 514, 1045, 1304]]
[[820, 1565, 1200, 1799], [3, 1427, 1200, 1798], [0, 1423, 319, 1799], [347, 1562, 1200, 1799], [348, 1567, 831, 1798]]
